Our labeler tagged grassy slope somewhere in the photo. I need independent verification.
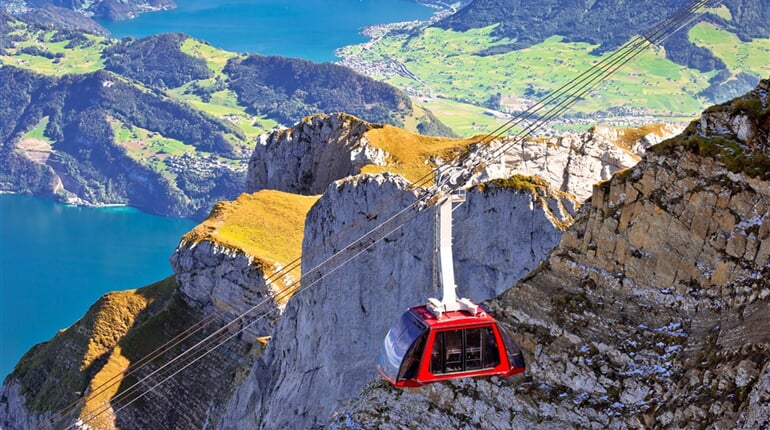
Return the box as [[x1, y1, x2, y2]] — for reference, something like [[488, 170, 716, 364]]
[[182, 190, 319, 301], [338, 22, 770, 136], [688, 22, 770, 74], [362, 123, 479, 182], [10, 277, 176, 414]]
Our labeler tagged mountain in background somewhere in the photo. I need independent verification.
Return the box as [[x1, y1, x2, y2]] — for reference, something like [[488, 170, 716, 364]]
[[2, 0, 175, 21], [0, 12, 451, 218], [338, 0, 770, 135], [436, 0, 769, 70]]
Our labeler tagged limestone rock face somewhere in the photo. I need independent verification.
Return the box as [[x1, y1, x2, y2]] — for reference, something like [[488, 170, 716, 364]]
[[493, 124, 682, 201], [218, 173, 577, 429], [334, 80, 770, 429], [170, 240, 282, 341], [246, 113, 386, 194], [246, 112, 679, 202], [0, 381, 51, 430]]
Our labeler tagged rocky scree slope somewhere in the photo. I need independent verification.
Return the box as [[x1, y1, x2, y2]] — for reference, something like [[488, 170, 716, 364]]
[[335, 79, 770, 429]]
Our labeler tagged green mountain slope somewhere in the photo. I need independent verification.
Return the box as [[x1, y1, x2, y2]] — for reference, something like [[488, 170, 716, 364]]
[[338, 1, 770, 136], [0, 66, 247, 218], [6, 0, 175, 21], [435, 0, 769, 70], [0, 12, 452, 218]]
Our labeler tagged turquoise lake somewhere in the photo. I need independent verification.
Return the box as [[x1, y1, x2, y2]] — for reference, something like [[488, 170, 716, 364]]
[[99, 0, 435, 62], [0, 195, 196, 379]]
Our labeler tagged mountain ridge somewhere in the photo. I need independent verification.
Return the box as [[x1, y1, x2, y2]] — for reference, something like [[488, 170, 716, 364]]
[[0, 17, 451, 218]]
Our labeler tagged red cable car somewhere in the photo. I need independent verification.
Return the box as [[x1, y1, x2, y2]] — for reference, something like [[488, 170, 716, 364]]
[[377, 193, 526, 388]]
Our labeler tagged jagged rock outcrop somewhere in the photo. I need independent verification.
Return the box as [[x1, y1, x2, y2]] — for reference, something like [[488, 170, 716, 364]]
[[0, 381, 52, 430], [246, 113, 387, 194], [493, 124, 682, 201], [218, 173, 577, 429], [246, 112, 679, 202], [333, 80, 770, 428], [170, 240, 282, 341]]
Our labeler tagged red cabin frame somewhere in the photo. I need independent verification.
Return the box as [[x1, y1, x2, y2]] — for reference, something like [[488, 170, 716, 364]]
[[377, 305, 525, 388]]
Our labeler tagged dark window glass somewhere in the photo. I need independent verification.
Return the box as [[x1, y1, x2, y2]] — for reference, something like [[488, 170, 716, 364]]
[[481, 326, 501, 369], [444, 329, 464, 372], [430, 326, 500, 374], [377, 311, 428, 382], [430, 332, 444, 373], [398, 332, 427, 380], [465, 328, 483, 370]]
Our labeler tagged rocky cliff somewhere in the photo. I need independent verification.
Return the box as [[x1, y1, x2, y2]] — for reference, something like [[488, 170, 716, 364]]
[[333, 79, 770, 428], [246, 114, 387, 195], [496, 124, 681, 201], [246, 112, 678, 201], [219, 172, 577, 429], [1, 80, 735, 429]]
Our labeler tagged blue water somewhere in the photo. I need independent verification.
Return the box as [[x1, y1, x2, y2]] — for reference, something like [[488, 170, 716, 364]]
[[0, 195, 196, 380], [99, 0, 435, 62]]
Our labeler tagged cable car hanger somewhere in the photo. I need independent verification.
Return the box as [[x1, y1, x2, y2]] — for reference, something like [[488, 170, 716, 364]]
[[376, 191, 526, 388]]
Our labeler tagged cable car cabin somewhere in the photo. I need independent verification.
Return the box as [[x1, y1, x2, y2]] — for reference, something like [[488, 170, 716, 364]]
[[377, 304, 525, 388]]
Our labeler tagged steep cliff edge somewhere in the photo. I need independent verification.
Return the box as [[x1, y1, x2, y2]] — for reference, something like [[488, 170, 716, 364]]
[[246, 112, 678, 200], [335, 79, 770, 428], [219, 173, 577, 429]]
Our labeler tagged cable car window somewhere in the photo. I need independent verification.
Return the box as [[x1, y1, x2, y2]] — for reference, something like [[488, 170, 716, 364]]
[[481, 326, 500, 369], [430, 331, 444, 373], [377, 311, 428, 383], [498, 324, 525, 369], [397, 332, 426, 381], [430, 327, 500, 374], [444, 330, 464, 372]]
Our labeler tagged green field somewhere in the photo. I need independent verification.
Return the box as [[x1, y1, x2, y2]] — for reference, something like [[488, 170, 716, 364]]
[[340, 25, 712, 113], [339, 21, 768, 136], [110, 118, 194, 175], [23, 117, 53, 143], [689, 22, 770, 75], [0, 26, 108, 75]]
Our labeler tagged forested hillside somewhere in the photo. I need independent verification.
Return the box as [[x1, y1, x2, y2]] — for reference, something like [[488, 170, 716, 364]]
[[225, 55, 415, 128], [435, 0, 768, 70], [102, 33, 211, 88], [0, 12, 452, 218], [0, 66, 245, 218], [339, 0, 770, 135]]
